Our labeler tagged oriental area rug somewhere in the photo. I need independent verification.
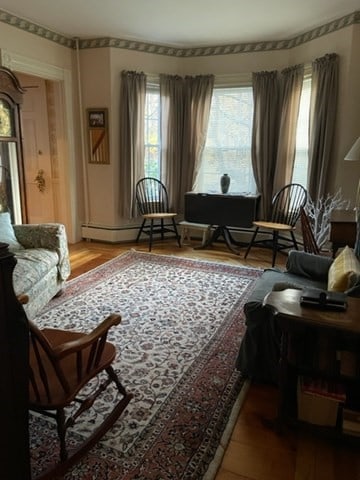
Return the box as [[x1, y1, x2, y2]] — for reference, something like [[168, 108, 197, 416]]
[[30, 250, 262, 479]]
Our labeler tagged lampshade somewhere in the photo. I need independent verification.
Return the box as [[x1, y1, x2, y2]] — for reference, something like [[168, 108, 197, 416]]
[[345, 137, 360, 161], [344, 137, 360, 258]]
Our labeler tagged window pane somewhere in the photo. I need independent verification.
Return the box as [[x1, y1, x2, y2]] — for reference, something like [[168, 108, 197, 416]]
[[198, 87, 256, 194], [292, 77, 311, 187], [144, 89, 161, 179]]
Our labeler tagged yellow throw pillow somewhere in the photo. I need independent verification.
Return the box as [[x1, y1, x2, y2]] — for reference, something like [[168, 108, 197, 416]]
[[327, 246, 360, 292]]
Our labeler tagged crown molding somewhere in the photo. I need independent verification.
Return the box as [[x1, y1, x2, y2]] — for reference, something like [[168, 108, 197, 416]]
[[0, 9, 358, 57]]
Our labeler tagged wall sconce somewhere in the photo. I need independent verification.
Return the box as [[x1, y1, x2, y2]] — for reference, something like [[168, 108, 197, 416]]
[[345, 137, 360, 257]]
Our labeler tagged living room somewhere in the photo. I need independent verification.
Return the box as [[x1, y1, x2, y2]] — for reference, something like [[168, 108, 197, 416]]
[[0, 2, 359, 244], [0, 2, 360, 480]]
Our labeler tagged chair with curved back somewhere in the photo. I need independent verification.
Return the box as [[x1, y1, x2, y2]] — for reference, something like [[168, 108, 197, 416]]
[[244, 183, 307, 266], [29, 313, 133, 478], [300, 206, 321, 255], [135, 177, 181, 251], [300, 206, 332, 256]]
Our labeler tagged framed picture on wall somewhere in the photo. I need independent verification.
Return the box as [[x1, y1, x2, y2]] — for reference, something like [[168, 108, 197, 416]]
[[88, 109, 106, 128], [87, 108, 109, 164]]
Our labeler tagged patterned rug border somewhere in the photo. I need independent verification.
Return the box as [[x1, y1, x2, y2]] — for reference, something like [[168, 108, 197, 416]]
[[33, 249, 262, 479], [203, 378, 250, 479]]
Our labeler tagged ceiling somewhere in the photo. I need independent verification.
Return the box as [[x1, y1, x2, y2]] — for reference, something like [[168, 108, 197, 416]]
[[0, 0, 359, 48]]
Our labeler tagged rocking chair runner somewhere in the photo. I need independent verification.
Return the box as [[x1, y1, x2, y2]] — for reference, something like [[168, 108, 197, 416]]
[[29, 313, 133, 479]]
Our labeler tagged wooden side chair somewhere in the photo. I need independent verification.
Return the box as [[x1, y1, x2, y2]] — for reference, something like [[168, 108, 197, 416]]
[[135, 177, 181, 251], [244, 183, 307, 267], [300, 206, 321, 254], [300, 206, 332, 256], [29, 313, 133, 479]]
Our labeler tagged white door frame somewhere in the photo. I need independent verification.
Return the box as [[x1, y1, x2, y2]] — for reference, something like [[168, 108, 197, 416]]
[[0, 49, 78, 243]]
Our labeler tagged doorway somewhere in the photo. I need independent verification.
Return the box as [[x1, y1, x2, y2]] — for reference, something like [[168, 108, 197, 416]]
[[0, 49, 80, 243], [16, 73, 57, 224], [15, 70, 75, 240]]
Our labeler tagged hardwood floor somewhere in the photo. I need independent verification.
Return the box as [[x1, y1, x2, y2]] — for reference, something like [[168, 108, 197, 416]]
[[68, 238, 360, 480]]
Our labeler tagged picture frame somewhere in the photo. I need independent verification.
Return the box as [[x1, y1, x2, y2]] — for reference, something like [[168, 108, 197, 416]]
[[87, 108, 109, 164], [88, 108, 106, 128]]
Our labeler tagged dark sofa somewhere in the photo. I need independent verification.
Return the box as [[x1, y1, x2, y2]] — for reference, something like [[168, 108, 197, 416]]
[[236, 250, 360, 384]]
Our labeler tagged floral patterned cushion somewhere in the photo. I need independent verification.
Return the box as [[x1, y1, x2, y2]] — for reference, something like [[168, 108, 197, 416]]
[[13, 248, 59, 297], [8, 223, 71, 318]]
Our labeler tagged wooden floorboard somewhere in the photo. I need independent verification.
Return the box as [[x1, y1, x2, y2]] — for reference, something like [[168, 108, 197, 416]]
[[68, 238, 360, 480]]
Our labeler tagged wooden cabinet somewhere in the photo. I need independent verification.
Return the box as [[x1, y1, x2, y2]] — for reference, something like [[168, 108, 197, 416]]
[[330, 209, 356, 257]]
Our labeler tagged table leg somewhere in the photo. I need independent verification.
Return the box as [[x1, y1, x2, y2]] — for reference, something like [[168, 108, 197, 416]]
[[195, 226, 241, 255]]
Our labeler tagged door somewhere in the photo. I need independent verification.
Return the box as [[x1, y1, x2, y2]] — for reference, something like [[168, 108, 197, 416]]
[[19, 74, 55, 224]]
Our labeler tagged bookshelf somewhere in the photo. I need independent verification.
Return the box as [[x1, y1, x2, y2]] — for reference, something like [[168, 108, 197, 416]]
[[264, 288, 360, 439]]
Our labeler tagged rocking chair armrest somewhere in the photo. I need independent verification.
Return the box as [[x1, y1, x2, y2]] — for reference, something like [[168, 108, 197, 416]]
[[52, 313, 122, 358]]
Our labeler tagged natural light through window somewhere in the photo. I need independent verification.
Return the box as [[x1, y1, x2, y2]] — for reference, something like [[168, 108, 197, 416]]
[[144, 87, 161, 179], [143, 79, 311, 193], [197, 86, 256, 194], [292, 77, 311, 187]]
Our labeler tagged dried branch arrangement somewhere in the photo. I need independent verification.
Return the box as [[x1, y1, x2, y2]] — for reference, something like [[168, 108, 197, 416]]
[[305, 189, 350, 249]]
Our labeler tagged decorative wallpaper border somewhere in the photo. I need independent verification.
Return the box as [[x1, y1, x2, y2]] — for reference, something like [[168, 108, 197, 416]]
[[0, 10, 73, 48], [0, 9, 359, 57]]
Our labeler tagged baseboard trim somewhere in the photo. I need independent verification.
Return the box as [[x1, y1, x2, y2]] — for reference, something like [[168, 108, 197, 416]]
[[82, 225, 139, 243], [81, 223, 302, 245]]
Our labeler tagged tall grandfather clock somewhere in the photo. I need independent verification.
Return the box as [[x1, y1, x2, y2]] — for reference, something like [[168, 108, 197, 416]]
[[0, 66, 27, 222]]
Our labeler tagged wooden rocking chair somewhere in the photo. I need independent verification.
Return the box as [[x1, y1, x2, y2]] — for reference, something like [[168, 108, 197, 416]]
[[29, 313, 133, 479]]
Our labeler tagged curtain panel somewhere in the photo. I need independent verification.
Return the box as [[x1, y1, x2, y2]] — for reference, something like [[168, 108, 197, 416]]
[[308, 53, 339, 202], [251, 70, 281, 219], [160, 74, 185, 212], [160, 74, 214, 213], [184, 75, 214, 208], [119, 70, 147, 219], [273, 64, 304, 192]]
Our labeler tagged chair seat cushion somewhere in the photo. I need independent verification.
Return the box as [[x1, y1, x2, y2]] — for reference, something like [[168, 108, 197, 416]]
[[143, 212, 177, 219], [253, 220, 294, 231]]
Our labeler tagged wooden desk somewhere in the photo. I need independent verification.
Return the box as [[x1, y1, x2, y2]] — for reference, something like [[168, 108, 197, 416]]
[[330, 209, 356, 257], [264, 288, 360, 435], [184, 192, 260, 254]]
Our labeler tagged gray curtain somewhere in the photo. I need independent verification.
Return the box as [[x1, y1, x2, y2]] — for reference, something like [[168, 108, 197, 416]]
[[308, 53, 339, 202], [160, 74, 185, 211], [119, 70, 147, 219], [273, 64, 304, 192], [251, 71, 280, 219], [160, 74, 214, 213], [185, 75, 214, 200]]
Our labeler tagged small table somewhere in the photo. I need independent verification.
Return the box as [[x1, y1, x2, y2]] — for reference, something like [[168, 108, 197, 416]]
[[184, 192, 260, 254], [263, 288, 360, 432], [330, 209, 356, 257]]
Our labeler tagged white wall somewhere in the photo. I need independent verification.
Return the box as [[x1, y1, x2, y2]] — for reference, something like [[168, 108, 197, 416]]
[[78, 23, 360, 240]]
